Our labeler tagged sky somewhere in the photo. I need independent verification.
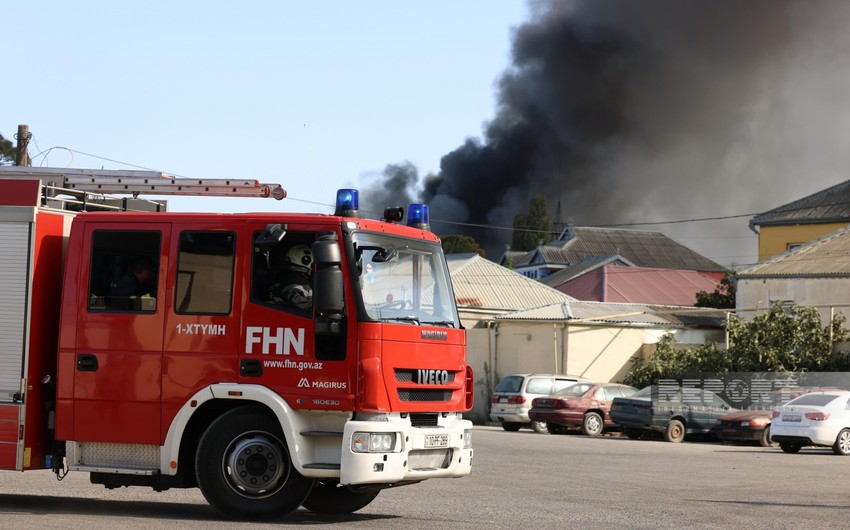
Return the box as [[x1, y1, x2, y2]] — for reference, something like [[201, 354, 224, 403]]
[[4, 2, 526, 209], [7, 1, 850, 269]]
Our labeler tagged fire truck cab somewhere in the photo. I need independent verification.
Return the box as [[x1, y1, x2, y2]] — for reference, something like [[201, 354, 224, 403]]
[[0, 168, 473, 520]]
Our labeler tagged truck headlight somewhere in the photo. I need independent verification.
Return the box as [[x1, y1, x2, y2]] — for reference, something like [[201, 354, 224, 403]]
[[352, 432, 398, 453], [463, 429, 473, 449]]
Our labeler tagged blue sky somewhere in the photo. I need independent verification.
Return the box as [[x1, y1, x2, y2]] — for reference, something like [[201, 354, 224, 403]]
[[4, 2, 528, 214]]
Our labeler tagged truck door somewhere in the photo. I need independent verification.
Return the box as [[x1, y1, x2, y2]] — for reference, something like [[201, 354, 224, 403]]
[[73, 224, 169, 445], [161, 226, 241, 439]]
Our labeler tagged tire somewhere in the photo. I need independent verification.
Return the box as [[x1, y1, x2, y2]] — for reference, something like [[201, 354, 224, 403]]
[[195, 406, 315, 520], [532, 420, 549, 434], [833, 428, 850, 455], [624, 428, 643, 440], [302, 481, 380, 514], [759, 426, 777, 448], [546, 422, 565, 435], [780, 442, 802, 454], [581, 412, 604, 437], [664, 419, 686, 443], [501, 422, 522, 432]]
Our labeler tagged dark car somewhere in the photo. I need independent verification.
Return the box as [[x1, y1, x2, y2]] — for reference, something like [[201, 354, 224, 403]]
[[528, 382, 638, 436], [610, 385, 736, 443], [717, 387, 846, 447]]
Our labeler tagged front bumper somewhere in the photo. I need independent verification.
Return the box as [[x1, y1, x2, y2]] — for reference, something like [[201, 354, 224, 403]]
[[340, 415, 473, 486]]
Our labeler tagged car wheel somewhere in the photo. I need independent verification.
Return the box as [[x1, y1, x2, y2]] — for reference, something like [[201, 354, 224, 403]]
[[531, 420, 549, 434], [546, 422, 565, 435], [501, 422, 522, 432], [581, 412, 604, 437], [664, 419, 686, 443], [759, 426, 777, 448], [780, 442, 802, 453], [833, 428, 850, 455]]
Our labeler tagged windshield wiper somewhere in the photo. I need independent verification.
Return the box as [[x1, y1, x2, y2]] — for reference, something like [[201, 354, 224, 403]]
[[423, 320, 456, 328], [383, 316, 420, 325]]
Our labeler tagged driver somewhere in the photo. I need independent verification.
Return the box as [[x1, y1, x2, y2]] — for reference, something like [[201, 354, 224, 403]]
[[269, 244, 313, 311]]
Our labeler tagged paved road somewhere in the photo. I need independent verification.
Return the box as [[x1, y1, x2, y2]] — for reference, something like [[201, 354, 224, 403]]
[[0, 426, 848, 528]]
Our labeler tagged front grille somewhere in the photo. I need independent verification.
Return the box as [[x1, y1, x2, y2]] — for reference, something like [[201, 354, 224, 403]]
[[395, 369, 457, 383], [398, 390, 453, 402], [410, 413, 439, 427]]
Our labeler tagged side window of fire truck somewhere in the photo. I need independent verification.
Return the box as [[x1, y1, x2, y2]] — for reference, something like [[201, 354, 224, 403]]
[[88, 230, 161, 312], [250, 229, 316, 313], [175, 231, 236, 315]]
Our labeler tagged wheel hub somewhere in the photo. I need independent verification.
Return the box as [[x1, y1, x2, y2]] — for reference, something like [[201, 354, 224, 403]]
[[225, 433, 287, 496]]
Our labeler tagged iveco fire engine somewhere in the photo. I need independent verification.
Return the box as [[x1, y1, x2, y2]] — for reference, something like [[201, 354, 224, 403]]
[[0, 167, 473, 520]]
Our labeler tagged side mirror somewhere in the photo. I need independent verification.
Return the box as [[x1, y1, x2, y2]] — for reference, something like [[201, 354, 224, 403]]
[[312, 234, 344, 316]]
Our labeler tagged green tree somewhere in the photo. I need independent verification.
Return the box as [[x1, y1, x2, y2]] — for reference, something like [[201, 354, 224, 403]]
[[0, 133, 14, 165], [510, 193, 552, 251], [623, 303, 850, 387], [440, 234, 485, 257], [695, 272, 735, 309]]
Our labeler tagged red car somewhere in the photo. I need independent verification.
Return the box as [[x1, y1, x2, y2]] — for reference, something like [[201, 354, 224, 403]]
[[529, 383, 638, 436]]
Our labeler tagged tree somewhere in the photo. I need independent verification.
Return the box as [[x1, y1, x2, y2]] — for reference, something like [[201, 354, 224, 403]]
[[0, 133, 14, 165], [623, 303, 850, 388], [695, 272, 735, 309], [440, 234, 485, 257], [510, 193, 553, 252]]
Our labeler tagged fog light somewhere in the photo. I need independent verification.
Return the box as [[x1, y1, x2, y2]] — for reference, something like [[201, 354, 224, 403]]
[[352, 432, 398, 453]]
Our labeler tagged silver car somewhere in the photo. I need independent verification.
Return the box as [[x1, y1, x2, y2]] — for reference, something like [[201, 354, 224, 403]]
[[490, 373, 591, 433]]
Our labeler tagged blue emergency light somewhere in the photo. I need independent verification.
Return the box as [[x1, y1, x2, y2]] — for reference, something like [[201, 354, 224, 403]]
[[407, 203, 429, 230], [334, 189, 360, 217]]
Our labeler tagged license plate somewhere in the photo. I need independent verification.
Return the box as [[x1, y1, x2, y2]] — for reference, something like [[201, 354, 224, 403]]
[[783, 414, 802, 422], [499, 397, 507, 403], [424, 434, 449, 448]]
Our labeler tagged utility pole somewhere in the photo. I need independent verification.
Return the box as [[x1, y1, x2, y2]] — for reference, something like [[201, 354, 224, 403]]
[[15, 124, 30, 166]]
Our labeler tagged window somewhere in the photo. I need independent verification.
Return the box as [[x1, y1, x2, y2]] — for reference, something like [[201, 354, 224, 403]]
[[175, 231, 236, 314], [89, 230, 160, 312], [251, 230, 316, 315], [527, 378, 554, 395]]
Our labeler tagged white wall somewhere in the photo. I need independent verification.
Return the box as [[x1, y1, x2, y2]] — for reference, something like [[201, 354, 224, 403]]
[[737, 277, 850, 323]]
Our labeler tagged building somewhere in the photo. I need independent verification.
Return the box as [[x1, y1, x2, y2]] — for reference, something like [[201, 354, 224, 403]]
[[749, 178, 850, 261], [736, 225, 850, 323]]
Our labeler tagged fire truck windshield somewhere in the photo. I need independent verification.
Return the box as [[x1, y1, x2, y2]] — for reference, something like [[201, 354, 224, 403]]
[[352, 233, 459, 328]]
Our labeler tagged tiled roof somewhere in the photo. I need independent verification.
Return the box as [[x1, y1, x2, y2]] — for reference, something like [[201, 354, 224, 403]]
[[509, 226, 726, 273], [750, 179, 850, 227], [738, 225, 850, 278], [494, 300, 726, 328], [447, 253, 575, 311], [555, 266, 722, 306]]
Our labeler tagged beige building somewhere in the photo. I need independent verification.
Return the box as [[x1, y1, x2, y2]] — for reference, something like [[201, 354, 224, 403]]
[[463, 301, 725, 424]]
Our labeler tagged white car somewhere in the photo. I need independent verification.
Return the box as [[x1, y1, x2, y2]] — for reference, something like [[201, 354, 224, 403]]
[[770, 390, 850, 455]]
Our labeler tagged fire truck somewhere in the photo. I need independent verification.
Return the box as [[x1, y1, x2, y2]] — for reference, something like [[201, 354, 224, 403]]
[[0, 167, 473, 520]]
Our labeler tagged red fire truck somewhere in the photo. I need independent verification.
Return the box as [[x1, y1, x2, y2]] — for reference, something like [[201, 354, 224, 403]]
[[0, 167, 473, 520]]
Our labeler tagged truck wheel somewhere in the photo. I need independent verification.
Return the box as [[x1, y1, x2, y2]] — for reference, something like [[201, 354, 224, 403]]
[[302, 481, 380, 514], [664, 419, 685, 443], [195, 406, 314, 520], [501, 422, 522, 432], [581, 412, 604, 437]]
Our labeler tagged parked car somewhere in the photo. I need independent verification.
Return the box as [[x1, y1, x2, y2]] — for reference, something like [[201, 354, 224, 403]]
[[717, 387, 845, 447], [770, 390, 850, 455], [609, 385, 736, 442], [490, 373, 592, 433], [528, 382, 638, 436]]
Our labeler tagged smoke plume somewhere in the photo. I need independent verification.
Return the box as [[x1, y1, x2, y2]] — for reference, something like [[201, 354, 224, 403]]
[[368, 0, 850, 265]]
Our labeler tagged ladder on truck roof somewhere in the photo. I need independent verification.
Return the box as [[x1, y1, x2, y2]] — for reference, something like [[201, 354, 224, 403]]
[[0, 167, 286, 212]]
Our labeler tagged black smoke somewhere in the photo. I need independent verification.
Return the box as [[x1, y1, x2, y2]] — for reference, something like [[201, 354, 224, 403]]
[[367, 0, 850, 264]]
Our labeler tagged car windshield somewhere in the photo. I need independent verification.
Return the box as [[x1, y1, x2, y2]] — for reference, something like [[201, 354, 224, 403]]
[[494, 376, 524, 393], [787, 393, 842, 407], [352, 232, 459, 327], [555, 383, 593, 397]]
